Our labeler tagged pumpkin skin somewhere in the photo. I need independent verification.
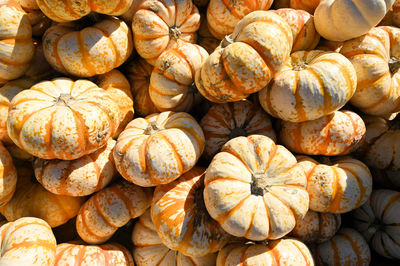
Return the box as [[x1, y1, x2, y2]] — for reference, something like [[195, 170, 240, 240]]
[[132, 0, 200, 65], [297, 156, 372, 214], [0, 141, 17, 206], [279, 110, 366, 156], [314, 0, 395, 41], [151, 167, 231, 257], [312, 228, 371, 266], [18, 0, 38, 9], [200, 100, 276, 161], [114, 111, 205, 187], [34, 139, 116, 197], [216, 239, 314, 266], [43, 17, 133, 77], [0, 0, 34, 84], [351, 189, 400, 260], [290, 210, 341, 243], [149, 41, 208, 112], [7, 77, 120, 160], [197, 15, 220, 54], [195, 11, 293, 103], [204, 135, 309, 241], [76, 180, 152, 244], [259, 50, 357, 123], [36, 0, 133, 22], [274, 0, 321, 14], [0, 217, 56, 265], [272, 8, 320, 52], [55, 242, 134, 266]]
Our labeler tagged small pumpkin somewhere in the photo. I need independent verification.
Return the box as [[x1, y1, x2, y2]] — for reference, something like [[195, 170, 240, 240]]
[[76, 180, 152, 244], [197, 15, 220, 54], [279, 110, 366, 156], [114, 111, 205, 187], [0, 141, 17, 206]]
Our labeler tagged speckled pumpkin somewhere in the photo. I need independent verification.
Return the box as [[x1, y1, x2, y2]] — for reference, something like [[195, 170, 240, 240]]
[[149, 41, 208, 112], [297, 156, 372, 214], [0, 0, 34, 83], [290, 210, 341, 243], [55, 242, 134, 266], [133, 210, 218, 266], [0, 217, 56, 265], [43, 17, 133, 77], [312, 228, 371, 266], [114, 111, 204, 187], [216, 239, 314, 266], [274, 0, 321, 14], [204, 135, 309, 241], [34, 139, 116, 197], [259, 50, 357, 123], [195, 11, 293, 103], [279, 110, 366, 156], [76, 180, 152, 244], [36, 0, 133, 22], [351, 189, 400, 260], [132, 0, 200, 65], [197, 16, 220, 54], [200, 100, 276, 161], [7, 77, 120, 160], [0, 141, 17, 206]]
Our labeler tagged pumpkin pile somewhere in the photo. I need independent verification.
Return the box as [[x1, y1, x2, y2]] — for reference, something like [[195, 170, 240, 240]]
[[0, 0, 399, 265]]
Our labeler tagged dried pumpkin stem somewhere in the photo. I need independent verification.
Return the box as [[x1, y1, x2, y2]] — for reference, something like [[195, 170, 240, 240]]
[[250, 173, 271, 196], [144, 121, 160, 135], [55, 93, 74, 107], [221, 35, 233, 48], [169, 26, 182, 40], [389, 56, 400, 75]]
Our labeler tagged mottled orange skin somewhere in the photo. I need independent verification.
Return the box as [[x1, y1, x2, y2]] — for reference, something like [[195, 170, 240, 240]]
[[197, 16, 220, 54], [76, 180, 152, 244], [280, 110, 366, 156], [216, 239, 314, 266], [274, 0, 321, 14], [37, 0, 133, 22], [196, 11, 293, 103], [0, 141, 17, 206], [43, 17, 133, 77], [0, 217, 57, 265], [132, 0, 200, 65], [312, 228, 371, 266], [55, 242, 134, 266]]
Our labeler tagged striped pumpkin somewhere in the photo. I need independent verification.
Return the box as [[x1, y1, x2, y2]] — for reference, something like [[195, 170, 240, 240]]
[[0, 141, 17, 206]]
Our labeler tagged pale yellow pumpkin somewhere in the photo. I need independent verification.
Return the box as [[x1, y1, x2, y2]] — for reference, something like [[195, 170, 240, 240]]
[[0, 141, 17, 206]]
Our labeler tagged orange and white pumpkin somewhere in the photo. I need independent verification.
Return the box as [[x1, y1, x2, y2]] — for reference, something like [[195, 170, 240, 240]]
[[43, 17, 133, 77], [114, 111, 204, 187], [279, 110, 366, 156], [132, 0, 200, 65], [76, 180, 152, 244], [149, 41, 208, 112], [7, 77, 120, 160], [0, 141, 17, 206], [200, 100, 276, 161], [0, 217, 56, 265], [204, 135, 309, 241]]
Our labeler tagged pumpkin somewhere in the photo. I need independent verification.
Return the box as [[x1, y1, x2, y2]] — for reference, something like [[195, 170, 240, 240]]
[[7, 77, 120, 160], [125, 58, 159, 117], [43, 17, 133, 77], [34, 139, 116, 197], [206, 0, 273, 39], [149, 41, 208, 112], [151, 167, 231, 257], [197, 16, 220, 54], [0, 161, 85, 227], [25, 9, 52, 37], [0, 141, 17, 206], [133, 209, 218, 266], [113, 111, 204, 187], [279, 110, 366, 156], [259, 50, 357, 123], [76, 180, 152, 244], [297, 156, 372, 214], [195, 11, 293, 103], [216, 239, 314, 266], [272, 8, 320, 52], [204, 135, 309, 241], [132, 0, 200, 65], [340, 27, 400, 116], [312, 228, 371, 266], [24, 40, 55, 82], [36, 0, 133, 22], [55, 242, 134, 266], [95, 69, 134, 137], [17, 0, 38, 9], [290, 210, 341, 243], [4, 143, 33, 161], [314, 0, 395, 41], [274, 0, 321, 14], [351, 189, 400, 260], [200, 99, 276, 161], [120, 0, 143, 24], [0, 0, 34, 84], [0, 217, 56, 265]]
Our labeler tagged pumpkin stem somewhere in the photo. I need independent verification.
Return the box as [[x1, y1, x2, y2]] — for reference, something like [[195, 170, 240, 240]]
[[389, 56, 400, 75], [55, 93, 74, 107], [250, 173, 271, 196], [228, 127, 247, 139], [292, 61, 308, 71], [169, 26, 181, 40], [221, 35, 233, 48], [144, 121, 160, 135]]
